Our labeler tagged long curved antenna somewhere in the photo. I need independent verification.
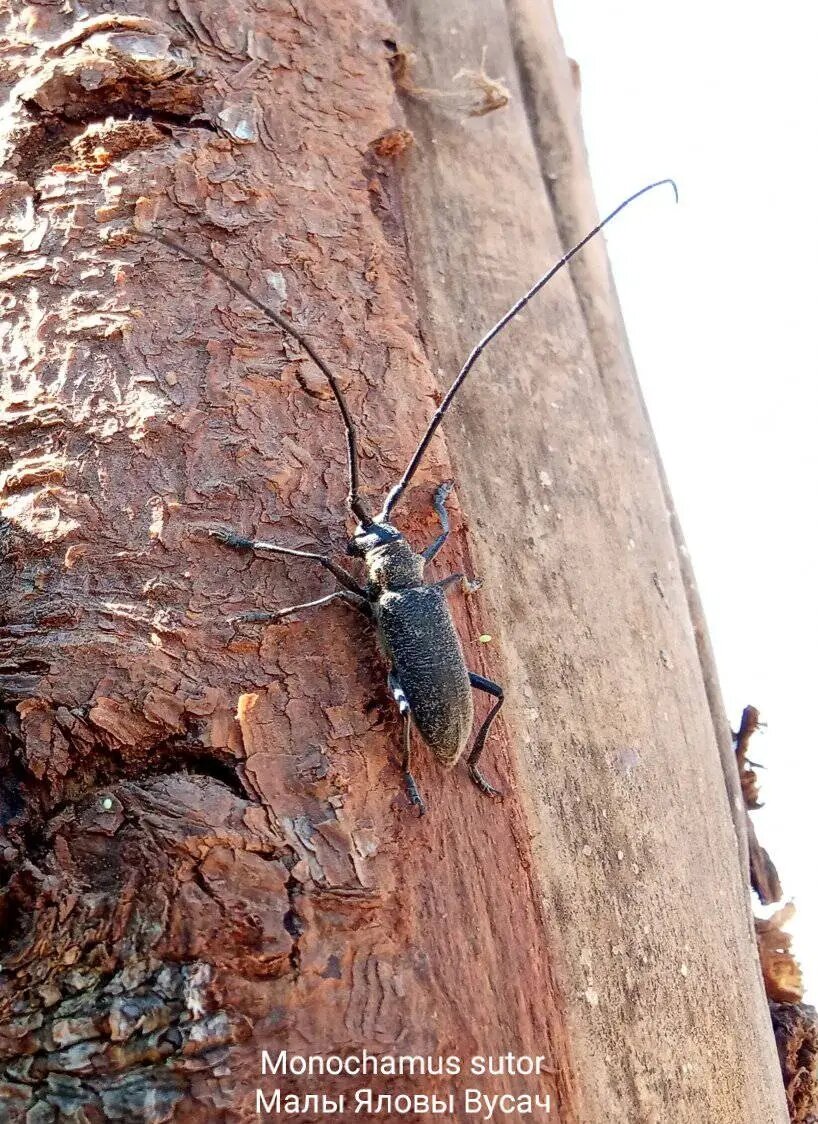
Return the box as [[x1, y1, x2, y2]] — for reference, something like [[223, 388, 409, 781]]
[[147, 232, 372, 526], [379, 178, 678, 519]]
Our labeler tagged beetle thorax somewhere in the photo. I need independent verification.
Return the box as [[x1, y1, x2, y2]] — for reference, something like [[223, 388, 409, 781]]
[[364, 536, 424, 591]]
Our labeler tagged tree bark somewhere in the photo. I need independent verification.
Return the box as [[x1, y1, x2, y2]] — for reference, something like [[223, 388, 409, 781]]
[[0, 1, 786, 1123]]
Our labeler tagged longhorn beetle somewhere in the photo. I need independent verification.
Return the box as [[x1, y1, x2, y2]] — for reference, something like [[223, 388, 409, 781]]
[[149, 178, 677, 815]]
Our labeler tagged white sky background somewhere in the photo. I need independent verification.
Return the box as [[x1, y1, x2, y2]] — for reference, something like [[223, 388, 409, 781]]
[[552, 1, 817, 1000]]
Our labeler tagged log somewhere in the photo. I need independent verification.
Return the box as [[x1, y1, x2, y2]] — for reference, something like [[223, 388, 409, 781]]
[[0, 1, 786, 1120]]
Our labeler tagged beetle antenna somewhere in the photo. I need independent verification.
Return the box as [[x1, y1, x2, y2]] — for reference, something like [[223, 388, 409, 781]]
[[147, 232, 373, 526], [379, 178, 678, 519]]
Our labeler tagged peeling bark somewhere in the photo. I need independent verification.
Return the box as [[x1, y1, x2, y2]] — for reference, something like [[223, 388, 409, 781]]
[[771, 1003, 818, 1124], [0, 1, 787, 1122]]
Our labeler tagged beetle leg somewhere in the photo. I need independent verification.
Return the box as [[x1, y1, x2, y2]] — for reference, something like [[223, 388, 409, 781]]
[[402, 712, 426, 817], [211, 529, 364, 594], [433, 572, 483, 595], [388, 671, 426, 816], [422, 481, 454, 561], [466, 672, 505, 798], [235, 589, 370, 623]]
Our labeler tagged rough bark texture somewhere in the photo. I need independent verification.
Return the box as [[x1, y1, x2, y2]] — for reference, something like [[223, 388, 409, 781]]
[[771, 1003, 818, 1124], [0, 2, 786, 1123]]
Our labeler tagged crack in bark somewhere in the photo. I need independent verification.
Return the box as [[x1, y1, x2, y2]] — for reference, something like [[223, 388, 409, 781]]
[[23, 100, 218, 133], [283, 868, 305, 979], [12, 103, 216, 186], [0, 712, 249, 947], [4, 19, 216, 186]]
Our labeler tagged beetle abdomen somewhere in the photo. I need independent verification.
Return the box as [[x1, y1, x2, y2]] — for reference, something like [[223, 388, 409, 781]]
[[375, 586, 474, 765]]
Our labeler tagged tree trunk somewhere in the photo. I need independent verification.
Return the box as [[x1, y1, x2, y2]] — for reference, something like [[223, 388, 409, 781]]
[[0, 2, 786, 1123]]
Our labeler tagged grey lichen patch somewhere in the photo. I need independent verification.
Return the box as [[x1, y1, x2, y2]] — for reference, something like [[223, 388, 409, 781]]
[[42, 15, 177, 60], [23, 32, 200, 118], [216, 103, 258, 144], [263, 270, 287, 301], [86, 31, 191, 83], [0, 960, 227, 1119]]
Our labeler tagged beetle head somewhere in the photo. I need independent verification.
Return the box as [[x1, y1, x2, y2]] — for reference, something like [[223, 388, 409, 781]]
[[346, 520, 402, 557]]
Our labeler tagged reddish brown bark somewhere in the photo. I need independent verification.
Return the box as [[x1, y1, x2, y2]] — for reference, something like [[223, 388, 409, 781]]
[[0, 2, 569, 1120], [0, 1, 787, 1122]]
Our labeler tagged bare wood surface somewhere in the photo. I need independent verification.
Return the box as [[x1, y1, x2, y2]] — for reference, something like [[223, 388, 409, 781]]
[[503, 0, 752, 889], [390, 1, 786, 1120]]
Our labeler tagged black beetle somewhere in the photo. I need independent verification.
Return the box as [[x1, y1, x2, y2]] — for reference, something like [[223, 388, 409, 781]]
[[150, 178, 676, 814]]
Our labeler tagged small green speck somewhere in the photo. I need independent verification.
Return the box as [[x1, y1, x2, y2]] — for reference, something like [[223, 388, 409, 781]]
[[479, 634, 492, 644], [101, 797, 114, 811]]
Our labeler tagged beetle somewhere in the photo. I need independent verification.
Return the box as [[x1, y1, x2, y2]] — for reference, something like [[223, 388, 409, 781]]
[[150, 178, 676, 814]]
